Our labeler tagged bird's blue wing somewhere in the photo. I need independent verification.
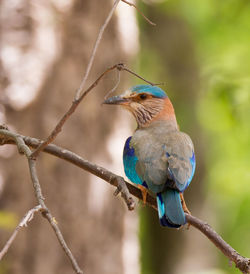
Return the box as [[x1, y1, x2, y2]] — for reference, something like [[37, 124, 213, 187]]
[[123, 137, 146, 187]]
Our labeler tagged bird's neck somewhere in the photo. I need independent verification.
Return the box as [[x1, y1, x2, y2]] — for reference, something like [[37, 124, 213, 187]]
[[136, 98, 178, 130], [139, 119, 178, 133]]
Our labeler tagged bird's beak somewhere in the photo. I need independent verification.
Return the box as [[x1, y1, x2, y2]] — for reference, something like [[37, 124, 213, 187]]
[[102, 95, 129, 105]]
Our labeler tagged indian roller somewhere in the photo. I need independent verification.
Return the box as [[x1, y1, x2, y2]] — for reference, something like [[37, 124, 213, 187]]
[[103, 85, 195, 228]]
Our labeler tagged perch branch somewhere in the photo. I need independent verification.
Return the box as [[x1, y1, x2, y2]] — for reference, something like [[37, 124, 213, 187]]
[[0, 205, 42, 261], [0, 129, 83, 274], [1, 130, 250, 273], [186, 214, 250, 273]]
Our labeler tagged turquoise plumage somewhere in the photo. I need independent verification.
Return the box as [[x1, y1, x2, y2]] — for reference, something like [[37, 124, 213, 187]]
[[103, 85, 195, 228]]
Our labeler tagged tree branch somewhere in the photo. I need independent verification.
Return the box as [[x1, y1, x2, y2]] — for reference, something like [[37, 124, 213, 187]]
[[0, 129, 83, 274], [1, 130, 250, 273], [30, 0, 160, 159], [75, 0, 121, 100], [31, 64, 120, 159], [186, 215, 250, 273], [0, 205, 42, 261]]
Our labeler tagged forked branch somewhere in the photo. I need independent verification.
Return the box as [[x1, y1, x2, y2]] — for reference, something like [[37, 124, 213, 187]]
[[0, 129, 83, 274]]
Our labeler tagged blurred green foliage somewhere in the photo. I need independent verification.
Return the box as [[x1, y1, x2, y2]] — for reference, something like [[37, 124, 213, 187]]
[[137, 0, 250, 273], [0, 211, 18, 230], [179, 1, 250, 271]]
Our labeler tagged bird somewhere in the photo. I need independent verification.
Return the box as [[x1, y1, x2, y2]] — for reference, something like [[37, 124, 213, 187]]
[[103, 85, 195, 228]]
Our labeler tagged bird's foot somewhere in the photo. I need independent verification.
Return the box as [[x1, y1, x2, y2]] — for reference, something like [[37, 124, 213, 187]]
[[138, 184, 147, 206], [180, 193, 191, 215], [180, 193, 191, 229]]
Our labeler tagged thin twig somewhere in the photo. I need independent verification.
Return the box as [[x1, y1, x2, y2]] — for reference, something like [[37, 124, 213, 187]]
[[121, 0, 156, 26], [122, 66, 164, 86], [75, 0, 121, 100], [0, 205, 42, 261], [104, 69, 121, 100], [1, 131, 250, 273]]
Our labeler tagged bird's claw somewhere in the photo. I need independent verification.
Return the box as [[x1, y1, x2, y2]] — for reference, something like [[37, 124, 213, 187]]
[[180, 193, 191, 229], [180, 193, 191, 215], [138, 184, 148, 206]]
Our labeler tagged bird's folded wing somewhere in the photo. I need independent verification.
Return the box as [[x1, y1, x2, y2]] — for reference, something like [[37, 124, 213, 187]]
[[164, 132, 195, 192], [123, 136, 144, 185]]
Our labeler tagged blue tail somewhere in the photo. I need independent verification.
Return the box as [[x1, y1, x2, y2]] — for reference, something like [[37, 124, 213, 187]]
[[156, 189, 186, 228]]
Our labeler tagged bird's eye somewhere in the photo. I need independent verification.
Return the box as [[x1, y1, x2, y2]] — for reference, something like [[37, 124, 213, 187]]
[[139, 94, 147, 100]]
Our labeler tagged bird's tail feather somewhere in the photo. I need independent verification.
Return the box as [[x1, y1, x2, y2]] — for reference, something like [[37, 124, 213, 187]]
[[156, 189, 186, 228]]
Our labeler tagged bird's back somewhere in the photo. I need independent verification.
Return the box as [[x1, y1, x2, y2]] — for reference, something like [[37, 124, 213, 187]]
[[130, 120, 195, 193]]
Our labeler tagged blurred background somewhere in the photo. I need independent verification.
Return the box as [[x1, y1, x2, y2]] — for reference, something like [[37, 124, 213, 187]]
[[0, 0, 250, 273]]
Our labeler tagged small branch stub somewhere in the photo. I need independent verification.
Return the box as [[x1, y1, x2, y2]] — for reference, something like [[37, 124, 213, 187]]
[[111, 176, 135, 210]]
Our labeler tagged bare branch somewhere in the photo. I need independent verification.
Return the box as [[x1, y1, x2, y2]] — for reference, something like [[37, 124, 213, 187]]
[[31, 63, 122, 159], [28, 156, 83, 274], [30, 0, 121, 158], [0, 205, 42, 261], [1, 131, 250, 273], [121, 0, 156, 26], [75, 0, 121, 100], [29, 0, 159, 159], [42, 208, 84, 274], [186, 214, 250, 273], [0, 129, 83, 274]]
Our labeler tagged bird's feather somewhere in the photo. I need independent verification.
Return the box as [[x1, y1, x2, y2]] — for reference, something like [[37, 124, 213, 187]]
[[123, 136, 144, 186], [131, 85, 167, 98], [157, 190, 185, 227], [130, 120, 195, 192]]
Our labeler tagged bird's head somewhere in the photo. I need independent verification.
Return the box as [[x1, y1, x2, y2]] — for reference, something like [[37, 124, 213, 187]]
[[103, 85, 177, 128]]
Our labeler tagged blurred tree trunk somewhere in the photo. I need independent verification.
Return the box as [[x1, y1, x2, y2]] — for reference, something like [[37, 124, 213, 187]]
[[0, 1, 131, 273], [139, 6, 209, 274]]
